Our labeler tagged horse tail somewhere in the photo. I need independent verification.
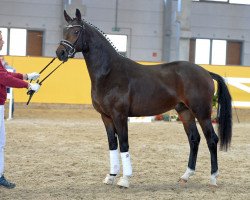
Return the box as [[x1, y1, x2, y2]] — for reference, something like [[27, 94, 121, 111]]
[[209, 72, 232, 151]]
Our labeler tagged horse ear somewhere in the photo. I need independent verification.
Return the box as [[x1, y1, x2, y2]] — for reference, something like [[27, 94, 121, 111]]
[[75, 9, 82, 21], [64, 10, 72, 23]]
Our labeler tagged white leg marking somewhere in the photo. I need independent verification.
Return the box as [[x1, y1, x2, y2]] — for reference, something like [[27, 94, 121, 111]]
[[210, 170, 219, 186], [181, 167, 195, 181]]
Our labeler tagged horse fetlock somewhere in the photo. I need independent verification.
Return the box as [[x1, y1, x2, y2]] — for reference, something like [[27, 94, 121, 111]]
[[103, 174, 116, 185], [210, 170, 219, 186], [180, 167, 195, 181], [117, 176, 130, 188]]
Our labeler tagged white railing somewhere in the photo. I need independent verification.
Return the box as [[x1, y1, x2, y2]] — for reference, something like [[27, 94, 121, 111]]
[[6, 69, 14, 120]]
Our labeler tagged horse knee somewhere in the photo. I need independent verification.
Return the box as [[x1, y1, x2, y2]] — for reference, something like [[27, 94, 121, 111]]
[[189, 133, 200, 149]]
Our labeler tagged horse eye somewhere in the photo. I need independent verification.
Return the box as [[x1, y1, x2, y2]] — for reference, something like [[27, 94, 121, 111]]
[[74, 30, 79, 34]]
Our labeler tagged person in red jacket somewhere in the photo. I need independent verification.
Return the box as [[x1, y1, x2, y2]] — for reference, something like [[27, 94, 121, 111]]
[[0, 30, 40, 189]]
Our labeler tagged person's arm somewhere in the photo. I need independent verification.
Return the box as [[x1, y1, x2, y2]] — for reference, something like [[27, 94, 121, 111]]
[[0, 70, 29, 89], [9, 72, 40, 81], [8, 71, 26, 80]]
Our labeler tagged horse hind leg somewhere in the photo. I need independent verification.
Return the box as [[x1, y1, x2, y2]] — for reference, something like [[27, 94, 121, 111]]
[[190, 100, 219, 186], [175, 103, 201, 184], [198, 118, 219, 186]]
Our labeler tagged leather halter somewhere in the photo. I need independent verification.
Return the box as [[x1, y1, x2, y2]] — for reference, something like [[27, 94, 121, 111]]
[[60, 24, 84, 58]]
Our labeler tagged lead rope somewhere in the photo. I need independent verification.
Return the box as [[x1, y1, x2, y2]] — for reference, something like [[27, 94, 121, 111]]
[[26, 58, 64, 105]]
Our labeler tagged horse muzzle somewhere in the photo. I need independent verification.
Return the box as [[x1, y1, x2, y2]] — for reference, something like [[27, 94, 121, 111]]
[[56, 48, 69, 62], [56, 40, 77, 62]]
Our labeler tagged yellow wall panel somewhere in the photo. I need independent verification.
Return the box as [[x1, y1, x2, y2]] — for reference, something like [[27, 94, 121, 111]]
[[201, 65, 250, 78], [4, 56, 92, 104], [201, 64, 250, 107], [3, 56, 250, 107]]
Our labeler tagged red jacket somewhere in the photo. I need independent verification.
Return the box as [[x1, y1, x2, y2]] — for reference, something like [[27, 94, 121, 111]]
[[0, 61, 28, 105]]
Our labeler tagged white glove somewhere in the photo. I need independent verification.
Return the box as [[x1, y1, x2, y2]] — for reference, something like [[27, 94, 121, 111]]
[[28, 83, 40, 93], [27, 72, 40, 81]]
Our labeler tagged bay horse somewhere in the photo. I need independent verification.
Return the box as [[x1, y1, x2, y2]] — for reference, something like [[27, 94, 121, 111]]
[[56, 9, 232, 188]]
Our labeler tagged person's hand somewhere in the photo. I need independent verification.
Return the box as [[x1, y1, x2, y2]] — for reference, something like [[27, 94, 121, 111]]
[[28, 83, 40, 93], [27, 72, 40, 81]]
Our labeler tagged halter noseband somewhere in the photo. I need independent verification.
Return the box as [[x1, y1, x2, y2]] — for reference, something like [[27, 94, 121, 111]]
[[60, 24, 84, 58]]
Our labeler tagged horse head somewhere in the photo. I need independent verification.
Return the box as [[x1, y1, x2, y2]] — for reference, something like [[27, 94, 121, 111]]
[[56, 9, 88, 62]]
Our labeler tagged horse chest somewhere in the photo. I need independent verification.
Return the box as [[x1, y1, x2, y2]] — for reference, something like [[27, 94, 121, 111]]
[[91, 89, 111, 114], [91, 85, 128, 115]]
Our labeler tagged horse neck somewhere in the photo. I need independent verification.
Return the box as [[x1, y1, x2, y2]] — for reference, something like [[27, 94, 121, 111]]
[[82, 29, 120, 83]]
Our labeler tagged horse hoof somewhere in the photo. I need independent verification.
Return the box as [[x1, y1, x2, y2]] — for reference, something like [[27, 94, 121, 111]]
[[117, 176, 130, 188], [103, 174, 115, 185], [209, 178, 218, 187], [209, 183, 218, 188], [178, 178, 187, 187]]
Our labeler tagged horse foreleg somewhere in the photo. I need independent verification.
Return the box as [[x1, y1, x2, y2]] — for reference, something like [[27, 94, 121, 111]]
[[113, 115, 132, 188], [116, 152, 132, 188], [101, 114, 119, 185], [176, 104, 200, 184], [103, 149, 119, 185]]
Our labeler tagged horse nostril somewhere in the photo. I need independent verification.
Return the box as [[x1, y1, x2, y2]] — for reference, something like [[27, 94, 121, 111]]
[[56, 46, 69, 61], [60, 49, 66, 57], [56, 49, 66, 60]]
